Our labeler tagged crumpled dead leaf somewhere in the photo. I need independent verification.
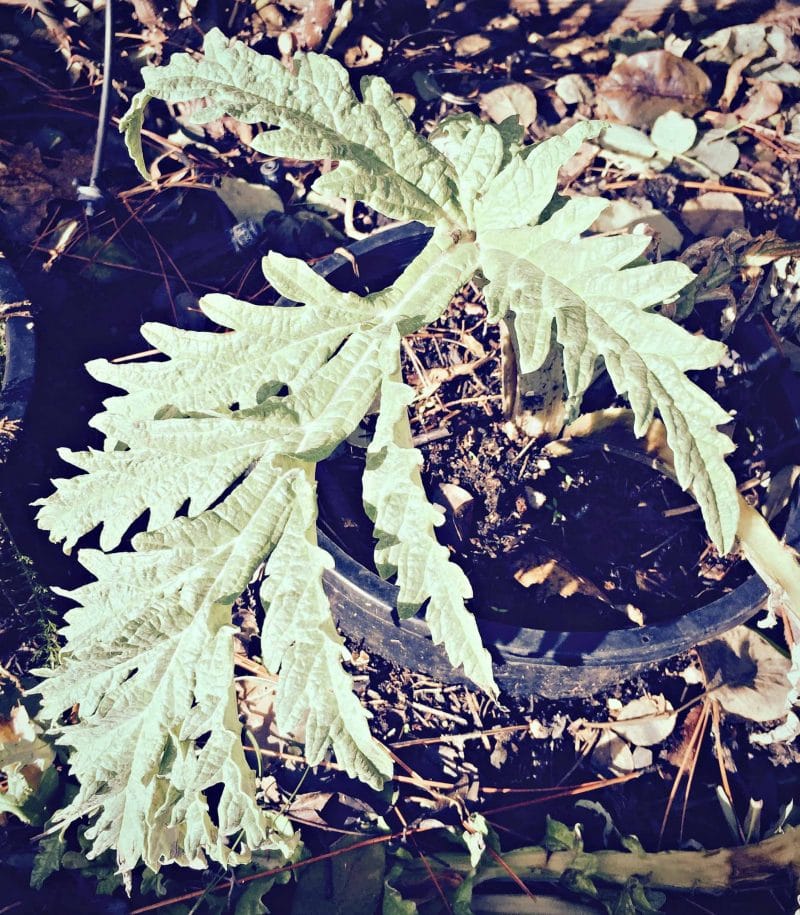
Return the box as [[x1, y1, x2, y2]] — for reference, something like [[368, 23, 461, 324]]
[[286, 0, 336, 51], [698, 625, 792, 722], [610, 694, 676, 746], [596, 50, 712, 128], [455, 33, 491, 58], [735, 80, 783, 123], [689, 130, 740, 178], [511, 539, 610, 603], [681, 191, 745, 237], [591, 729, 653, 776], [555, 74, 592, 106], [480, 83, 538, 129], [0, 145, 92, 243]]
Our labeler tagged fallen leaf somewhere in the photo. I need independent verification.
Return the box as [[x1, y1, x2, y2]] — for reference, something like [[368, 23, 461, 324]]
[[750, 710, 800, 746], [558, 140, 597, 184], [689, 132, 740, 177], [700, 25, 767, 64], [512, 539, 609, 602], [287, 791, 334, 827], [596, 50, 712, 127], [698, 625, 791, 722], [611, 694, 676, 746], [663, 701, 704, 767], [760, 255, 800, 336], [289, 0, 335, 51], [0, 145, 92, 243], [749, 58, 800, 87], [433, 482, 475, 548], [555, 74, 593, 106], [601, 123, 659, 159], [681, 191, 745, 236], [720, 50, 762, 111], [216, 176, 284, 221], [650, 110, 697, 155], [735, 79, 783, 123], [343, 34, 383, 69], [455, 33, 491, 57], [591, 730, 635, 775], [592, 197, 683, 253], [480, 83, 538, 129]]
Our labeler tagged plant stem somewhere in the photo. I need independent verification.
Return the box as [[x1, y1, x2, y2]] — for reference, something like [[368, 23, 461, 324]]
[[398, 827, 800, 895], [498, 318, 565, 440]]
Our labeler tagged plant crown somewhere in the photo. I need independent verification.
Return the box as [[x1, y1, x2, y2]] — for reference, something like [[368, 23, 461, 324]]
[[33, 29, 739, 873]]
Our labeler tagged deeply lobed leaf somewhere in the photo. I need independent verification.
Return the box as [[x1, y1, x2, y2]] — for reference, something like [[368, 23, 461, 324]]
[[34, 231, 478, 872], [121, 29, 464, 227], [363, 335, 497, 696], [478, 202, 738, 551]]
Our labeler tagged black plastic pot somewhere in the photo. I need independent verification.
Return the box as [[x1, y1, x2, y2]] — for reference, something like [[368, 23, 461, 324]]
[[0, 258, 35, 443], [279, 223, 800, 700], [0, 259, 39, 623], [2, 226, 799, 700]]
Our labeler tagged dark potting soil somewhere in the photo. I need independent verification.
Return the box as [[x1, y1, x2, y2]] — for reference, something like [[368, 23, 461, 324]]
[[318, 283, 797, 633]]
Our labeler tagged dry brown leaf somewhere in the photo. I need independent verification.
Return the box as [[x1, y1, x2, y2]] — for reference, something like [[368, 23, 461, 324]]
[[288, 0, 335, 51], [735, 79, 783, 122], [698, 625, 791, 722], [720, 51, 762, 111], [663, 700, 704, 767], [596, 50, 712, 128], [610, 694, 676, 746], [455, 33, 491, 58], [0, 145, 92, 243], [681, 191, 745, 236], [511, 539, 609, 603], [479, 83, 538, 129], [555, 74, 592, 106]]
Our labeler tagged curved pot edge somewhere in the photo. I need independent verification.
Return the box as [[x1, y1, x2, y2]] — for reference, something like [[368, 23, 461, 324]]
[[0, 257, 35, 450]]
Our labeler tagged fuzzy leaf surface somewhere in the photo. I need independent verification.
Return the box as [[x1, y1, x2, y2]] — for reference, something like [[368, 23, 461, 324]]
[[121, 29, 463, 227], [363, 339, 497, 696], [34, 36, 746, 878], [34, 232, 473, 872], [478, 198, 738, 552]]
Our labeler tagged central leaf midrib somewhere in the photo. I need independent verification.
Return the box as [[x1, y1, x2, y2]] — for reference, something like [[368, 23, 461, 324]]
[[165, 71, 457, 224]]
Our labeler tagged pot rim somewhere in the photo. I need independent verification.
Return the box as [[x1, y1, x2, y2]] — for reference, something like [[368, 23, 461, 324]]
[[0, 256, 35, 442]]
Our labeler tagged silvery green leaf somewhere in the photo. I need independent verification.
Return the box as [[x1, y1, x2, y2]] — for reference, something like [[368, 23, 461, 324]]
[[480, 215, 738, 553], [363, 339, 497, 696], [474, 121, 605, 232], [120, 30, 463, 227]]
